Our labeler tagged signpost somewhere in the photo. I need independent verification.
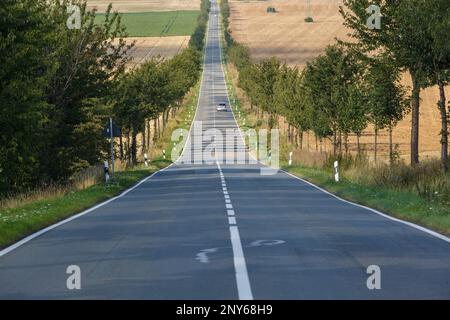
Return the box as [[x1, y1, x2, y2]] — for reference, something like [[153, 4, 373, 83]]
[[103, 118, 122, 179]]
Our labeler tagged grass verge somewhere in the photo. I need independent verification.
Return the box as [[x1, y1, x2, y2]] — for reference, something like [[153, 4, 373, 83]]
[[284, 165, 450, 236]]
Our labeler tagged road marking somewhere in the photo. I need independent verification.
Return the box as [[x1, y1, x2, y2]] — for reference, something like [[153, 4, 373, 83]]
[[228, 217, 237, 225], [227, 209, 235, 216], [196, 248, 218, 263], [249, 240, 285, 247], [229, 226, 253, 300], [226, 203, 233, 209]]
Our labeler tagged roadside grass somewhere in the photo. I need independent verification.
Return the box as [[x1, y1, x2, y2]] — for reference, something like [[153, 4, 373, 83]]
[[0, 167, 154, 248], [221, 40, 450, 236], [0, 80, 201, 250], [96, 11, 200, 37], [285, 165, 450, 236]]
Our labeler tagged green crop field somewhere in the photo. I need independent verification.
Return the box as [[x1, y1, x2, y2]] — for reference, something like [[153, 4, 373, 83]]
[[96, 11, 200, 37]]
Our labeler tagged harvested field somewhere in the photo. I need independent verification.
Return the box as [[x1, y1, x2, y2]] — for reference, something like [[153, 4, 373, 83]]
[[229, 0, 448, 161], [87, 0, 200, 13], [124, 36, 190, 68]]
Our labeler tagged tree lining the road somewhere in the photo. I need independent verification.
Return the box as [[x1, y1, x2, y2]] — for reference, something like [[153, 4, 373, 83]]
[[0, 0, 210, 197], [222, 0, 449, 171]]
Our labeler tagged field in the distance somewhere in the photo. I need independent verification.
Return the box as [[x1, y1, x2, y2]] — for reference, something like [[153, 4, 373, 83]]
[[229, 0, 448, 161], [88, 1, 201, 67], [124, 36, 190, 68], [87, 0, 201, 13], [95, 11, 199, 37]]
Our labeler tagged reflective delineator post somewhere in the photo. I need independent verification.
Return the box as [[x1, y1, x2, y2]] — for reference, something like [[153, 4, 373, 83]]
[[334, 160, 340, 182], [104, 161, 110, 183], [289, 151, 293, 166], [163, 150, 166, 160], [144, 153, 148, 167]]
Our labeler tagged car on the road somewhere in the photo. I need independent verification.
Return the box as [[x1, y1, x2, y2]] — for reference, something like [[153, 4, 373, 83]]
[[216, 103, 227, 112]]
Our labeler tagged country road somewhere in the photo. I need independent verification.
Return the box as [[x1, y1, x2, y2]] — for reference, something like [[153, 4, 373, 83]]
[[1, 0, 450, 300]]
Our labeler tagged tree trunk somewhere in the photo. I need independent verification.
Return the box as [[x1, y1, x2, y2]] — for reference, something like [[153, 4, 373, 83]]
[[294, 127, 298, 147], [389, 124, 394, 165], [142, 124, 146, 151], [374, 127, 378, 163], [287, 123, 291, 142], [306, 131, 310, 150], [438, 80, 448, 172], [344, 132, 349, 156], [332, 130, 337, 158], [315, 135, 318, 151], [131, 126, 137, 165], [119, 134, 124, 160], [147, 119, 151, 151], [356, 133, 361, 158], [299, 130, 303, 150], [410, 72, 421, 165], [157, 116, 161, 139], [153, 118, 158, 142], [126, 129, 130, 162]]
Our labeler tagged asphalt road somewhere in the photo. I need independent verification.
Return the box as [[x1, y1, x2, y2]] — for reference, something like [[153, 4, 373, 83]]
[[0, 0, 449, 299]]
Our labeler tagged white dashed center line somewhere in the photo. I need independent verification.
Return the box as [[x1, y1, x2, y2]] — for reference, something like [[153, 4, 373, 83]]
[[216, 160, 253, 300]]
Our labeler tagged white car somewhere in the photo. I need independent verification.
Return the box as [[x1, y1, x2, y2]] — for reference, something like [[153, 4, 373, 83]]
[[216, 103, 227, 112]]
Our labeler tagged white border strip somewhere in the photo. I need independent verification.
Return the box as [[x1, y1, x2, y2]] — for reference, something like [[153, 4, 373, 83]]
[[229, 226, 253, 300], [0, 166, 173, 258]]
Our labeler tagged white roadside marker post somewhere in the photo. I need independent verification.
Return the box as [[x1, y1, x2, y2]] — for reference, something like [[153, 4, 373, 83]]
[[289, 151, 293, 166], [103, 161, 110, 183], [144, 153, 148, 167], [334, 160, 340, 182], [163, 149, 166, 160]]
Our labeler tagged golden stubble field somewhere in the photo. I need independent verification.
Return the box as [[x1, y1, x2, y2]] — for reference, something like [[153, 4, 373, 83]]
[[229, 0, 447, 161], [124, 36, 190, 68], [87, 1, 200, 67]]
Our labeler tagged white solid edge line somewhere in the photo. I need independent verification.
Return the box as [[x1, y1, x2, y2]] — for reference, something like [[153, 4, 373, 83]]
[[0, 166, 172, 258], [280, 169, 450, 244], [0, 9, 213, 258], [229, 226, 253, 300]]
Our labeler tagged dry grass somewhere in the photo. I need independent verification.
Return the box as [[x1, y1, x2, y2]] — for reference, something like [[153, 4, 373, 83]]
[[0, 165, 104, 210], [229, 0, 448, 162]]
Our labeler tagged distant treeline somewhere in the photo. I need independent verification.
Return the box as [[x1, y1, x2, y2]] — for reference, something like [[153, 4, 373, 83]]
[[221, 0, 450, 171], [0, 0, 210, 197]]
